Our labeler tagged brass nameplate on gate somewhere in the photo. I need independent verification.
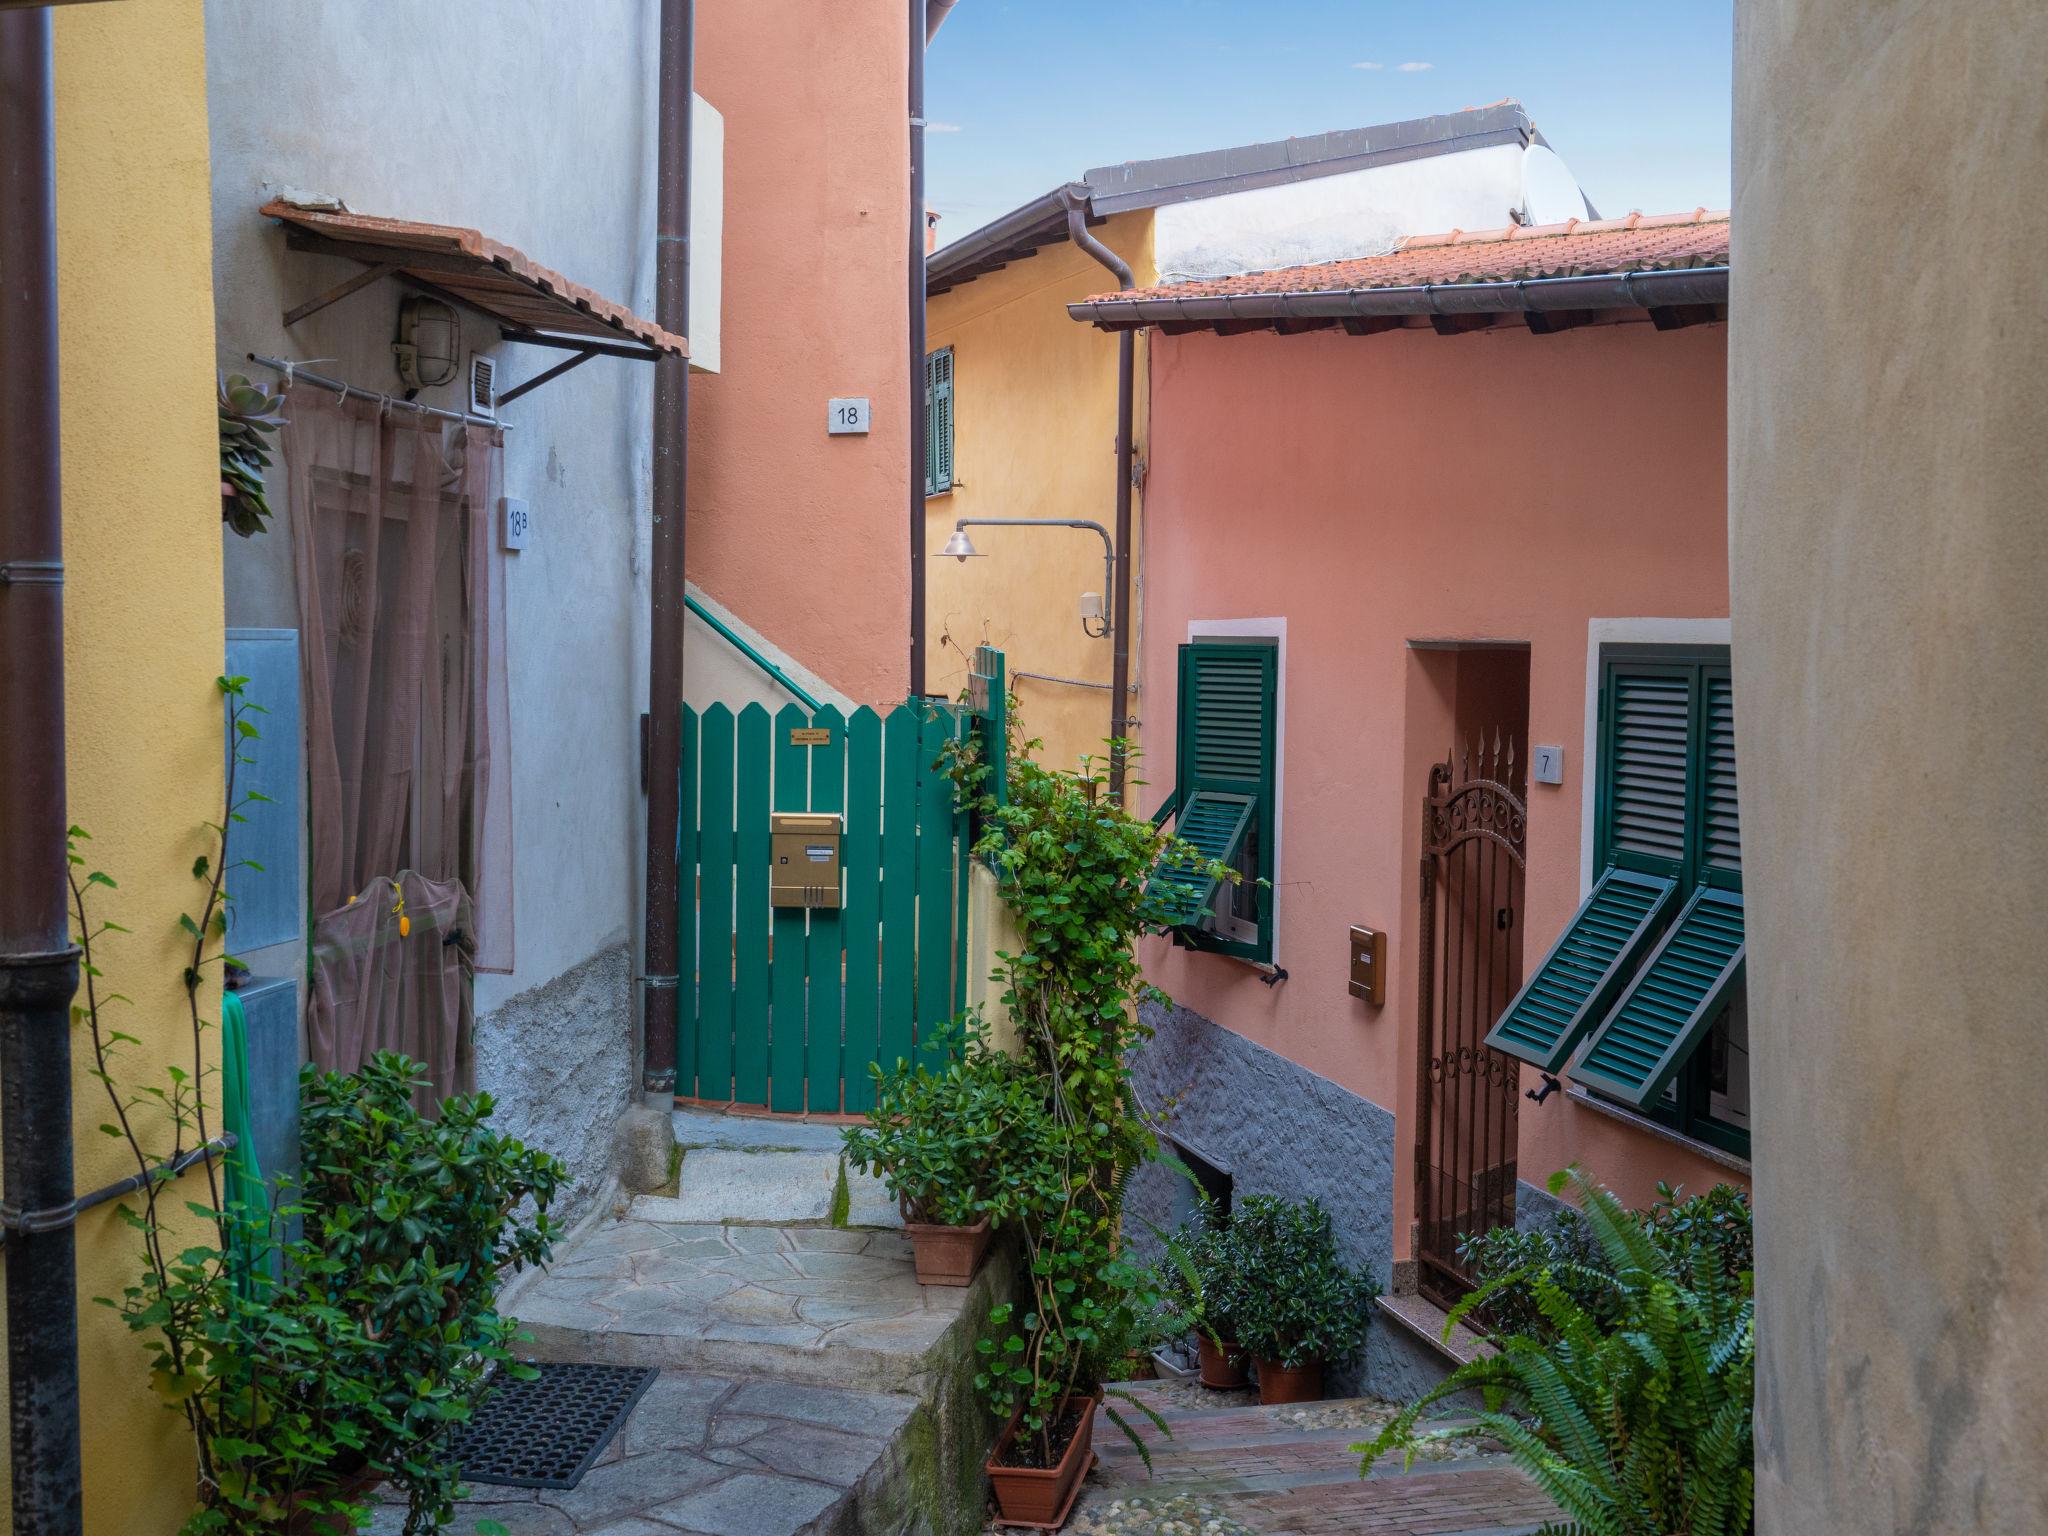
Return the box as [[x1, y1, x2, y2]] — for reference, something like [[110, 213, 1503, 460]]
[[789, 726, 831, 746]]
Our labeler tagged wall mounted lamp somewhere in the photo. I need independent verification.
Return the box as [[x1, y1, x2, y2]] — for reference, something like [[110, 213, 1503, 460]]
[[937, 517, 1116, 638]]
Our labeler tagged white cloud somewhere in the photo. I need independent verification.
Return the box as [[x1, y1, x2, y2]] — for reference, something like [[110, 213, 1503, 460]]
[[927, 120, 963, 133], [1351, 61, 1384, 70], [1396, 61, 1434, 72]]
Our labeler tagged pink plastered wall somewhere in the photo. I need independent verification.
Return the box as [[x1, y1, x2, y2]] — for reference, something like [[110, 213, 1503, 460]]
[[689, 1, 912, 707], [1136, 318, 1742, 1257]]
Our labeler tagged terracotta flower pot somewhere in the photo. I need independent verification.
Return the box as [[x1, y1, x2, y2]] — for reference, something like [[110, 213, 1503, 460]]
[[986, 1393, 1096, 1528], [1254, 1355, 1324, 1405], [1197, 1333, 1249, 1390], [904, 1214, 992, 1286]]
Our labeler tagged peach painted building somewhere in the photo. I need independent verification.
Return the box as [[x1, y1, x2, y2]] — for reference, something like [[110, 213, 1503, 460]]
[[1077, 212, 1744, 1391]]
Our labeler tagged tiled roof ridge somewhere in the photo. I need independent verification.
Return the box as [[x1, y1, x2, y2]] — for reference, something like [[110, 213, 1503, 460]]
[[1396, 206, 1729, 252]]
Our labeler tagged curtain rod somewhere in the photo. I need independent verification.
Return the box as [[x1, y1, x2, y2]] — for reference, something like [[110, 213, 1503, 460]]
[[245, 354, 508, 431]]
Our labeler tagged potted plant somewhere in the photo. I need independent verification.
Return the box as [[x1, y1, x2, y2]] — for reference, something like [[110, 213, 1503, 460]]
[[1228, 1195, 1375, 1404], [843, 1021, 1055, 1285], [1155, 1197, 1251, 1389]]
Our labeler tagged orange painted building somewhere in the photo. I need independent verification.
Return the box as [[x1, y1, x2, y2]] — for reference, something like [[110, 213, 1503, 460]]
[[1082, 213, 1745, 1391]]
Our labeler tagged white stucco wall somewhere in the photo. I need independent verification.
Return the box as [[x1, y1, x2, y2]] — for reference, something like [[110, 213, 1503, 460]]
[[1151, 142, 1593, 280], [206, 0, 686, 1027]]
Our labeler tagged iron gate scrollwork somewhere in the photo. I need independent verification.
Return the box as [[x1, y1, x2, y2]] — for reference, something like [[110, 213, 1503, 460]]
[[1415, 734, 1528, 1310]]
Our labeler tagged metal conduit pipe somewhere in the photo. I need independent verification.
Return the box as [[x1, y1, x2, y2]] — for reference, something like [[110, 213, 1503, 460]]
[[907, 0, 929, 696], [642, 0, 694, 1102], [0, 9, 86, 1533], [1059, 191, 1137, 800]]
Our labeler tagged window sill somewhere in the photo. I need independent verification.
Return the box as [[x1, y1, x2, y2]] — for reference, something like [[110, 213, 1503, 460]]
[[1564, 1086, 1751, 1177]]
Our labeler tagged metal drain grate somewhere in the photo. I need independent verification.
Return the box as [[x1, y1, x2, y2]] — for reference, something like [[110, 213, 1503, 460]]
[[453, 1362, 658, 1490]]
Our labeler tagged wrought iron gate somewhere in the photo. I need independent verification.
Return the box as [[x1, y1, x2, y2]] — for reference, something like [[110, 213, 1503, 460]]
[[1415, 735, 1528, 1308]]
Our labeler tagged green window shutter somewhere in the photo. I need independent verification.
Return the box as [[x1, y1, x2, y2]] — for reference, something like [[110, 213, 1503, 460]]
[[1699, 666, 1740, 886], [1171, 640, 1278, 962], [925, 348, 953, 495], [1485, 867, 1680, 1072], [1572, 887, 1746, 1107], [1599, 662, 1694, 876], [1148, 791, 1252, 925]]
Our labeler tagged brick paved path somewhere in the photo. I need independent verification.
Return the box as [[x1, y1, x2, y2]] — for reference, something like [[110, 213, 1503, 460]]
[[1049, 1383, 1558, 1536]]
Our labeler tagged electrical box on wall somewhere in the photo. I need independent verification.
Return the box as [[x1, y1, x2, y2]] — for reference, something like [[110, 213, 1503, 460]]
[[501, 496, 529, 552], [1349, 925, 1386, 1006], [771, 813, 843, 908]]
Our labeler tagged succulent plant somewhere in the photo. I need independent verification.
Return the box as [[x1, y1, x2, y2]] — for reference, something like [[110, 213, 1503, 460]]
[[219, 372, 286, 537]]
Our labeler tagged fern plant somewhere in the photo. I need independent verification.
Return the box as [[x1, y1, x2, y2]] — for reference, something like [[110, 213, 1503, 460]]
[[1354, 1167, 1754, 1536]]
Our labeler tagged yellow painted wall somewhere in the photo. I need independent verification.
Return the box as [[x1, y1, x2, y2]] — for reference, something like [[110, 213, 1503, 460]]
[[925, 210, 1155, 778], [2, 4, 226, 1530]]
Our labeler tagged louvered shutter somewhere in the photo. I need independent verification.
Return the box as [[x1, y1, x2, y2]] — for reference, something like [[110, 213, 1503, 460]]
[[925, 348, 954, 495], [1167, 641, 1278, 961], [1148, 793, 1253, 926], [1599, 662, 1694, 876], [1699, 666, 1740, 886], [1484, 867, 1680, 1071], [1572, 887, 1746, 1106]]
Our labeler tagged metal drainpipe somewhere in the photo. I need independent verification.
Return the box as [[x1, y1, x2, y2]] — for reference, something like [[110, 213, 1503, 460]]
[[907, 0, 929, 698], [642, 0, 693, 1104], [0, 10, 86, 1534], [1061, 194, 1136, 800]]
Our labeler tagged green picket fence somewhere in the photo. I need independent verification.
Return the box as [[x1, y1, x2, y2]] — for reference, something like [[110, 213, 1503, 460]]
[[678, 698, 971, 1116]]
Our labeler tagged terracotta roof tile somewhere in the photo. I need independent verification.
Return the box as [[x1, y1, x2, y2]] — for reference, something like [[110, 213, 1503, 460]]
[[261, 201, 685, 358], [1083, 208, 1729, 305]]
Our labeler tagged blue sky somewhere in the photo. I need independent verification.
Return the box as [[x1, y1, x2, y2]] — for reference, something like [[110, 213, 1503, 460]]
[[926, 0, 1733, 244]]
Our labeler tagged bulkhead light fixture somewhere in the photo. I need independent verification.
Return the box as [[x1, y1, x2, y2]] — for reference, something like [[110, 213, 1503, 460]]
[[394, 296, 460, 393]]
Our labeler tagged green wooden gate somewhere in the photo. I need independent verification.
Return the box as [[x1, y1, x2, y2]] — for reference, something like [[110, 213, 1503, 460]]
[[677, 698, 974, 1115]]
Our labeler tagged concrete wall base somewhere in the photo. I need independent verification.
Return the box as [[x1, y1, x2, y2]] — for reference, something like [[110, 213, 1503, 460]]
[[1126, 1000, 1398, 1398], [475, 940, 634, 1229]]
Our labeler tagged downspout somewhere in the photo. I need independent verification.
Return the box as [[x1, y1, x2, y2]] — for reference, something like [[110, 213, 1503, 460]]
[[642, 0, 693, 1102], [907, 0, 929, 696], [0, 10, 86, 1535], [1060, 192, 1136, 799]]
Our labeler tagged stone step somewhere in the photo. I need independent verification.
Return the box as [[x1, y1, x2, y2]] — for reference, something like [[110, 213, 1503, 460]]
[[501, 1217, 1006, 1533], [510, 1220, 996, 1398], [654, 1113, 900, 1228]]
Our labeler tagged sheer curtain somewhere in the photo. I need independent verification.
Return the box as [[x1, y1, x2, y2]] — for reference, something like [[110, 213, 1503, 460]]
[[281, 385, 513, 1100]]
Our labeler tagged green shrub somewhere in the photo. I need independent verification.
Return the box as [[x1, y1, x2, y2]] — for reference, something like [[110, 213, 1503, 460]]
[[840, 1019, 1060, 1228], [297, 1052, 566, 1532], [110, 1053, 565, 1535], [1226, 1195, 1374, 1370], [1153, 1194, 1244, 1349], [1458, 1178, 1752, 1343], [1358, 1167, 1755, 1536]]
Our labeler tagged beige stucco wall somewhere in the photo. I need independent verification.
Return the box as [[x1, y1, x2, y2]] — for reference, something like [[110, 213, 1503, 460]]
[[1731, 3, 2048, 1531], [925, 210, 1154, 774]]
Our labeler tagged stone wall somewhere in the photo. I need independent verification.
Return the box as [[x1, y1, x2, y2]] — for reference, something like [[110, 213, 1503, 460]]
[[474, 942, 635, 1230], [1127, 1001, 1397, 1396]]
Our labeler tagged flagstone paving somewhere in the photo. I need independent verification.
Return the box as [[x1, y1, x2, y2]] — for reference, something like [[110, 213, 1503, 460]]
[[366, 1371, 920, 1536], [1026, 1382, 1558, 1536]]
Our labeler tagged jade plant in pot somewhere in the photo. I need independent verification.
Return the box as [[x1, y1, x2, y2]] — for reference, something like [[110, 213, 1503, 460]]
[[1155, 1196, 1251, 1389], [1229, 1195, 1375, 1404], [842, 1019, 1054, 1285]]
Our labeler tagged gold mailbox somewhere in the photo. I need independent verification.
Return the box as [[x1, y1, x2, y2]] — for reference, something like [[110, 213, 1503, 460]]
[[771, 813, 844, 909]]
